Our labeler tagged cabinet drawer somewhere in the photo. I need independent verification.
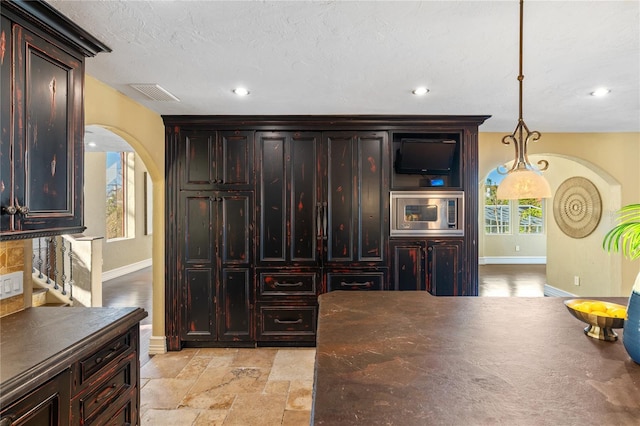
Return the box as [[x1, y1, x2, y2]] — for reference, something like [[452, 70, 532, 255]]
[[77, 352, 135, 424], [258, 271, 318, 297], [257, 305, 317, 341], [79, 333, 131, 385], [326, 271, 386, 291], [100, 389, 137, 426]]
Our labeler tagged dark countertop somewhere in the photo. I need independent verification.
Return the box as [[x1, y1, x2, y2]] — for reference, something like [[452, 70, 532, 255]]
[[0, 306, 147, 404], [312, 292, 640, 425]]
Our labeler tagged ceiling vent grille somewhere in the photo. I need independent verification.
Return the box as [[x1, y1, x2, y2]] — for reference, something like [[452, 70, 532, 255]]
[[129, 83, 180, 102]]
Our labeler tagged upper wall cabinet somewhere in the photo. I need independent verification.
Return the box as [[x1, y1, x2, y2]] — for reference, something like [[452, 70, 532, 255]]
[[0, 1, 109, 240], [177, 129, 254, 190]]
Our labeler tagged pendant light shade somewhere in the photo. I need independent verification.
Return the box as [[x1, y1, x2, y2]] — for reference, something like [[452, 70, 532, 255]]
[[496, 168, 552, 200], [496, 0, 551, 200]]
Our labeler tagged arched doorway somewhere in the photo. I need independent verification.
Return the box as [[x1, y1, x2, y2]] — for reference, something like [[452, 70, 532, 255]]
[[478, 153, 622, 297], [85, 124, 155, 360]]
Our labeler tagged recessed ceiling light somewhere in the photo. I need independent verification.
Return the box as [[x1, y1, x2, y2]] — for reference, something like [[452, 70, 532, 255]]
[[233, 87, 250, 96], [590, 88, 611, 97], [412, 87, 429, 96], [87, 142, 97, 147]]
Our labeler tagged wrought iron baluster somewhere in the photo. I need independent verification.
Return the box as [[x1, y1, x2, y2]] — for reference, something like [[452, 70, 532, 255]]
[[37, 238, 43, 278], [60, 239, 67, 295], [32, 240, 36, 274], [68, 241, 74, 301], [52, 237, 59, 290], [45, 237, 53, 284]]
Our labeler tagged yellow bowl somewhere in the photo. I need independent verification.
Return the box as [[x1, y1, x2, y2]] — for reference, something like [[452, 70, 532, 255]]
[[564, 299, 626, 341]]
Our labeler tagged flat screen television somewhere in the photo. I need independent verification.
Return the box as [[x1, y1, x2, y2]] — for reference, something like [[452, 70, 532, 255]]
[[394, 138, 457, 175]]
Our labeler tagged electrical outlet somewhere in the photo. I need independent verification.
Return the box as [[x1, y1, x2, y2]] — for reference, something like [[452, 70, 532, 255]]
[[515, 245, 520, 252], [574, 276, 580, 286], [0, 271, 24, 300]]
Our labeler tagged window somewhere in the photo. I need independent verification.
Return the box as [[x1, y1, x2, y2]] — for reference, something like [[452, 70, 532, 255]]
[[518, 198, 544, 234], [484, 170, 545, 235], [106, 152, 135, 240], [484, 176, 510, 234]]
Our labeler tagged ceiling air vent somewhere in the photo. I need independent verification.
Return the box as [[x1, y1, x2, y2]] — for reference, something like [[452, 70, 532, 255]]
[[129, 84, 180, 101]]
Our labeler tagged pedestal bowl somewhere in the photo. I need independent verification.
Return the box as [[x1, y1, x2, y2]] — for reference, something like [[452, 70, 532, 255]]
[[564, 299, 627, 341]]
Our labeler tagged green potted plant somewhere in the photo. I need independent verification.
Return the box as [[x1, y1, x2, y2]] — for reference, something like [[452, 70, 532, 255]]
[[603, 203, 640, 364]]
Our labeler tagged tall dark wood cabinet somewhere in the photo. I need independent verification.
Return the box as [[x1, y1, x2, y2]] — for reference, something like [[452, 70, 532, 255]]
[[179, 191, 252, 344], [0, 1, 109, 240], [255, 131, 321, 344], [164, 115, 489, 349], [165, 128, 254, 349]]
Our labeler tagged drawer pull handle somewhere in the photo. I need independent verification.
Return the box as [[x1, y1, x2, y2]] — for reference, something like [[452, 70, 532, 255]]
[[95, 342, 122, 364], [274, 318, 303, 325], [340, 281, 373, 287], [274, 281, 303, 287], [95, 383, 118, 403]]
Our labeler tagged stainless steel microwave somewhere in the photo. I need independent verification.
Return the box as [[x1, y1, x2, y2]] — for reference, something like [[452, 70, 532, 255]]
[[390, 191, 464, 236]]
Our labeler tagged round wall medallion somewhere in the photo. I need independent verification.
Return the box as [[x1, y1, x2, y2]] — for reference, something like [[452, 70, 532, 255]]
[[553, 177, 602, 239]]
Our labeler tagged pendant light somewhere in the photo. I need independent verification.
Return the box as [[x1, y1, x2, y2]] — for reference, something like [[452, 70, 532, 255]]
[[496, 0, 551, 200]]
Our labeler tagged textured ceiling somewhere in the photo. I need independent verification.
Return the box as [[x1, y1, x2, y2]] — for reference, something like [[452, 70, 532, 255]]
[[47, 0, 639, 133]]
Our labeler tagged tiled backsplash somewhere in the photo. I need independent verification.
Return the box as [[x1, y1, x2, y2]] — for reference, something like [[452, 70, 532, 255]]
[[0, 240, 27, 317]]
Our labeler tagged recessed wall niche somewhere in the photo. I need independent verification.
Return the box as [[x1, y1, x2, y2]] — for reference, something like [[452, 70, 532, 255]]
[[391, 132, 462, 189]]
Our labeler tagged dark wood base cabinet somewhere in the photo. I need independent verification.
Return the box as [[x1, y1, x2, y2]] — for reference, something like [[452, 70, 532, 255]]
[[0, 307, 147, 426], [164, 115, 489, 349], [390, 238, 467, 295]]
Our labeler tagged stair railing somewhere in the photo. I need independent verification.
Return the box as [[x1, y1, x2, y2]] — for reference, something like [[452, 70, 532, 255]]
[[32, 235, 104, 307]]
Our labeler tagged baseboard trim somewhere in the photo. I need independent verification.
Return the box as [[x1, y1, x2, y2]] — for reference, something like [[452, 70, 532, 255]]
[[479, 256, 546, 265], [102, 258, 152, 282], [148, 335, 167, 355], [544, 284, 577, 297]]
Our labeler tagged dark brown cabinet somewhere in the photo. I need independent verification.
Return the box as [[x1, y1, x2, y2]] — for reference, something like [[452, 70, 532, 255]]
[[0, 307, 146, 426], [427, 239, 464, 296], [390, 240, 426, 291], [179, 191, 253, 344], [165, 125, 255, 349], [0, 1, 109, 240], [323, 132, 388, 267], [0, 370, 71, 425], [165, 115, 488, 348], [254, 131, 321, 343], [389, 238, 465, 295], [179, 129, 253, 190], [254, 130, 388, 343]]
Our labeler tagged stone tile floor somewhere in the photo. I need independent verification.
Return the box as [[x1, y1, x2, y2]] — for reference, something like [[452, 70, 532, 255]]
[[140, 347, 315, 426]]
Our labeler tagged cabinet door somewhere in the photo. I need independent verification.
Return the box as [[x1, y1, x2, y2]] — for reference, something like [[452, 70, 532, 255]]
[[180, 193, 217, 341], [289, 133, 321, 263], [324, 132, 388, 265], [0, 17, 12, 233], [219, 267, 252, 341], [257, 132, 320, 265], [180, 130, 217, 189], [218, 193, 253, 341], [219, 131, 253, 187], [0, 369, 71, 426], [12, 25, 84, 234], [427, 239, 463, 296], [390, 240, 426, 291], [180, 130, 253, 190]]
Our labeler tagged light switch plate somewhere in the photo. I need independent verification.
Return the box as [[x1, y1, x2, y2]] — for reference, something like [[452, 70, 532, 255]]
[[0, 271, 24, 300]]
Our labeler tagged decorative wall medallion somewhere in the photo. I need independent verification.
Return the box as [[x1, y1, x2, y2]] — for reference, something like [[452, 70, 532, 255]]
[[553, 177, 602, 238]]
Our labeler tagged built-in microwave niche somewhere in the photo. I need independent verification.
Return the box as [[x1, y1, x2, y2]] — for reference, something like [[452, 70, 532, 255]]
[[391, 132, 462, 189]]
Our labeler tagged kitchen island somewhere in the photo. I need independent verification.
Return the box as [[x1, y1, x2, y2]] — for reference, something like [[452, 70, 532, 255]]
[[312, 291, 640, 425]]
